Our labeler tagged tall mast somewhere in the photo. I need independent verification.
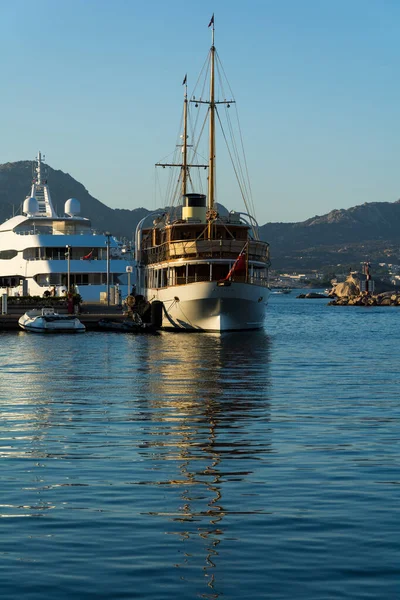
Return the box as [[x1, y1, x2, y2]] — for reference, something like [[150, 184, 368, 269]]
[[208, 17, 216, 213], [182, 76, 188, 197], [156, 75, 207, 198]]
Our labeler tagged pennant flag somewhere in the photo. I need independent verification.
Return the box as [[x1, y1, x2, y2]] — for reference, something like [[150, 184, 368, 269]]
[[182, 74, 187, 85], [222, 244, 247, 281], [82, 249, 93, 260], [208, 14, 214, 28]]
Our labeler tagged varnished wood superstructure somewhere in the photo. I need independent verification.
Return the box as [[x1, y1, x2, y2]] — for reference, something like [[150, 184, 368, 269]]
[[138, 218, 269, 287]]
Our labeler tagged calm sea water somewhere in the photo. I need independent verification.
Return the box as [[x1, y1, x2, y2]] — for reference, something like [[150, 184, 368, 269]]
[[1, 292, 399, 599]]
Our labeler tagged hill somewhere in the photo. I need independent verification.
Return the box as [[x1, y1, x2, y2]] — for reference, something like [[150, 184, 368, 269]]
[[0, 161, 149, 241], [1, 159, 399, 270], [259, 202, 400, 270]]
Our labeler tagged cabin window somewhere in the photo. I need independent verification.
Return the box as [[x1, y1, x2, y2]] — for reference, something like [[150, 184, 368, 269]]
[[168, 268, 175, 286], [187, 264, 211, 283], [34, 273, 119, 287], [35, 274, 51, 286], [175, 266, 186, 285], [0, 276, 19, 287], [49, 274, 63, 285], [251, 267, 268, 286], [155, 269, 168, 288], [0, 250, 18, 260], [212, 264, 231, 281], [23, 247, 103, 260]]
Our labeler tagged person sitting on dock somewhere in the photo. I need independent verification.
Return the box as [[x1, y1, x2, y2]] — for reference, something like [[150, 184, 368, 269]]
[[125, 294, 136, 317]]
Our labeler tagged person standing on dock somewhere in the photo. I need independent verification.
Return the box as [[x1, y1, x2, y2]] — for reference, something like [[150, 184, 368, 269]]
[[67, 292, 74, 314]]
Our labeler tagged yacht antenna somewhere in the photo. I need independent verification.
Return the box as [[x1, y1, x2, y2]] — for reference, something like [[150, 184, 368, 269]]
[[36, 151, 42, 185], [31, 151, 58, 218]]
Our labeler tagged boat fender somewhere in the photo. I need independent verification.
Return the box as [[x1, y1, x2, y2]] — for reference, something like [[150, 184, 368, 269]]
[[150, 300, 163, 328]]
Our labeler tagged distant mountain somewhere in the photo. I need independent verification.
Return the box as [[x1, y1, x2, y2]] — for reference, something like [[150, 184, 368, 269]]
[[259, 201, 400, 271], [1, 160, 399, 271], [0, 161, 149, 241]]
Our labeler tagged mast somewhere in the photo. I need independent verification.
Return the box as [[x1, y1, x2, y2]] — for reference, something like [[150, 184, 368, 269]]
[[156, 74, 207, 197], [182, 76, 188, 197], [208, 17, 216, 213]]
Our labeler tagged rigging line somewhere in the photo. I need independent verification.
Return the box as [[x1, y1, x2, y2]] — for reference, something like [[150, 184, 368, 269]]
[[196, 223, 211, 241], [187, 109, 209, 167], [187, 171, 195, 193], [224, 96, 255, 220], [233, 102, 256, 219], [224, 105, 247, 192], [187, 104, 208, 163], [156, 167, 171, 210], [215, 50, 257, 219], [190, 57, 210, 139], [191, 50, 211, 99], [188, 52, 210, 139], [172, 176, 181, 204], [191, 110, 209, 163], [154, 167, 164, 210], [223, 109, 249, 215], [167, 162, 179, 208], [215, 57, 230, 104], [219, 219, 237, 240], [214, 50, 236, 104], [214, 55, 251, 205], [190, 87, 208, 154], [215, 107, 257, 238]]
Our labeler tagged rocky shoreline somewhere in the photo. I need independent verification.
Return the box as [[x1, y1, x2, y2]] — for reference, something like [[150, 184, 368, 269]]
[[328, 292, 400, 306], [296, 292, 329, 299]]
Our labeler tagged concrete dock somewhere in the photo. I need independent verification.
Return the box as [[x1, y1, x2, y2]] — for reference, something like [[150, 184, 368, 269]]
[[0, 303, 128, 331]]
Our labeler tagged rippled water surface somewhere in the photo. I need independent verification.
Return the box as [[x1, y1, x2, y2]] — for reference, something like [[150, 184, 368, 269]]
[[1, 293, 399, 599]]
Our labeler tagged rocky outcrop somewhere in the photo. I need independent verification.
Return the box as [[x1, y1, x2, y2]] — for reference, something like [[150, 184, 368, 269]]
[[329, 292, 400, 307], [333, 274, 360, 298], [296, 292, 329, 299]]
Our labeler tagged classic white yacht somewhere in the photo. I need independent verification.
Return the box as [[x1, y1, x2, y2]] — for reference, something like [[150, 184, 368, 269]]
[[135, 19, 270, 331], [0, 152, 134, 301]]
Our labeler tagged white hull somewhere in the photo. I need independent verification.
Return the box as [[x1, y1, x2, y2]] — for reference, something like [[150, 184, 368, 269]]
[[0, 152, 135, 303], [145, 281, 269, 331], [18, 310, 85, 333]]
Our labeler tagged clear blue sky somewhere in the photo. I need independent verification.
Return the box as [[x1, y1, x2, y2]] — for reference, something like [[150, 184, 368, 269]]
[[1, 0, 400, 224]]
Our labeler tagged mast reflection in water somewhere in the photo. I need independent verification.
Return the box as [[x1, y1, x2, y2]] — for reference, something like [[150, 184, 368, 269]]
[[137, 331, 272, 598], [1, 329, 271, 599]]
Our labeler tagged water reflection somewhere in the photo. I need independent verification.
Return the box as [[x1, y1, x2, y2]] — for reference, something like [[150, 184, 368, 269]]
[[1, 329, 271, 596], [137, 331, 271, 598]]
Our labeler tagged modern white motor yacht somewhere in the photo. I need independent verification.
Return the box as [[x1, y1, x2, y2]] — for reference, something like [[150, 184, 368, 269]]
[[18, 308, 85, 333], [0, 152, 134, 301]]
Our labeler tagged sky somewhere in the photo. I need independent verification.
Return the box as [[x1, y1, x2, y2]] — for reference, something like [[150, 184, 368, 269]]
[[1, 0, 400, 225]]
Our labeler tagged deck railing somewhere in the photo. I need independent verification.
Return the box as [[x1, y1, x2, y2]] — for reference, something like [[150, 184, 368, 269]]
[[140, 238, 270, 265], [147, 273, 269, 289]]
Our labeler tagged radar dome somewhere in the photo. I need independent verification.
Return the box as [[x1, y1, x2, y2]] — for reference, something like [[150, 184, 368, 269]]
[[64, 198, 81, 217], [23, 197, 39, 216]]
